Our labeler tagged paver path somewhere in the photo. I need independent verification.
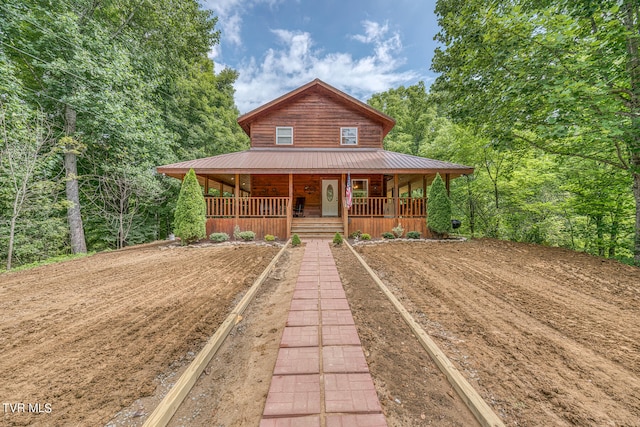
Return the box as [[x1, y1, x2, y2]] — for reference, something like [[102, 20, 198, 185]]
[[260, 240, 388, 427]]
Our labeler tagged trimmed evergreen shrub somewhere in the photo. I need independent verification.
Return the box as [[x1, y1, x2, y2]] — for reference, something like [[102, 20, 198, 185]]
[[238, 231, 255, 241], [349, 230, 362, 239], [265, 234, 276, 241], [361, 233, 371, 240], [392, 223, 405, 238], [381, 232, 395, 239], [291, 234, 301, 246], [406, 231, 421, 239], [332, 232, 343, 245], [210, 232, 230, 243], [427, 173, 452, 238], [173, 168, 206, 245]]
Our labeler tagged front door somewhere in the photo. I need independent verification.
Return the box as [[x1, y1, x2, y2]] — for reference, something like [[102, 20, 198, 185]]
[[322, 179, 339, 217]]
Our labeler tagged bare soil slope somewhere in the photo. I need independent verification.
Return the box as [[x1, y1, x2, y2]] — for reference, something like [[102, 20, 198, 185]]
[[354, 238, 640, 426], [0, 243, 279, 426]]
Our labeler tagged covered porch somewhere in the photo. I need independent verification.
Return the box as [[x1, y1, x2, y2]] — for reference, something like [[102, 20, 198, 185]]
[[157, 148, 474, 239], [196, 172, 452, 239]]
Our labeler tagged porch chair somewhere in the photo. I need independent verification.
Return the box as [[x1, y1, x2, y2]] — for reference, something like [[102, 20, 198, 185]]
[[293, 197, 305, 217]]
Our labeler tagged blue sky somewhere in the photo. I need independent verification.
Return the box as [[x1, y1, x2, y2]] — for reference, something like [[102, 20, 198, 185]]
[[202, 0, 441, 113]]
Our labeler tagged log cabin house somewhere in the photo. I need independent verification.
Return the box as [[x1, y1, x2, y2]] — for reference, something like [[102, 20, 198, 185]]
[[157, 79, 473, 239]]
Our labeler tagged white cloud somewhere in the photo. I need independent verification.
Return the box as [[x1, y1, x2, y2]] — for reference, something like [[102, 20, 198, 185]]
[[233, 21, 419, 113], [351, 20, 390, 44]]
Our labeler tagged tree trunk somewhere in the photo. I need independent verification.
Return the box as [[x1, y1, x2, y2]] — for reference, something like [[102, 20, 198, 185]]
[[64, 105, 87, 254], [623, 0, 640, 262], [634, 172, 640, 262]]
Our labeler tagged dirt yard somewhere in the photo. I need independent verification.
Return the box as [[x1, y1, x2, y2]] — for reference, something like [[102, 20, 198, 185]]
[[350, 238, 640, 426], [2, 238, 639, 426], [0, 242, 279, 426]]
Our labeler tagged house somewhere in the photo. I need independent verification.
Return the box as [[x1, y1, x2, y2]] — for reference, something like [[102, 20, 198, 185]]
[[157, 79, 473, 239]]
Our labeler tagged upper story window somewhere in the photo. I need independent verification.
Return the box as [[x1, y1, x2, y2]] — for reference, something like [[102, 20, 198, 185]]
[[276, 127, 293, 145], [341, 127, 358, 145]]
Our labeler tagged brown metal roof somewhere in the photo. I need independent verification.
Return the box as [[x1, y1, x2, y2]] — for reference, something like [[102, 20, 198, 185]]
[[157, 148, 474, 177], [237, 79, 396, 138]]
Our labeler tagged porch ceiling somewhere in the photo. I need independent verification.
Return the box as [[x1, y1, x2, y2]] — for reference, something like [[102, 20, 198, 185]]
[[157, 148, 474, 178]]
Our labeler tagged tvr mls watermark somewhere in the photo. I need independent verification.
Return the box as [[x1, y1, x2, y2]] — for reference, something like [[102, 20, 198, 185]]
[[3, 403, 52, 414]]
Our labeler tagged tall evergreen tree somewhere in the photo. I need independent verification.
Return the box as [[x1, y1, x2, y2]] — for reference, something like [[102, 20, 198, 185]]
[[173, 169, 206, 245], [428, 174, 452, 238]]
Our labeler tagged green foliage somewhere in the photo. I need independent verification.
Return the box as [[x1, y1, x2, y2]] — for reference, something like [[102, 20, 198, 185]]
[[173, 169, 206, 245], [291, 234, 301, 247], [428, 174, 452, 238], [406, 231, 421, 239], [332, 233, 343, 245], [361, 233, 371, 240], [432, 0, 640, 260], [238, 231, 256, 241], [264, 234, 276, 242], [349, 230, 362, 239], [209, 232, 229, 243], [381, 232, 395, 239], [0, 0, 245, 264]]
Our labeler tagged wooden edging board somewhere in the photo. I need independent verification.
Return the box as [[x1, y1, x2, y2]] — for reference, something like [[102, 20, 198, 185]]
[[344, 241, 505, 427], [143, 240, 290, 427]]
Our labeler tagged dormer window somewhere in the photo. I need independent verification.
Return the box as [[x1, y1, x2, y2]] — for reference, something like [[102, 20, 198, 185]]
[[276, 127, 293, 145], [341, 127, 358, 145]]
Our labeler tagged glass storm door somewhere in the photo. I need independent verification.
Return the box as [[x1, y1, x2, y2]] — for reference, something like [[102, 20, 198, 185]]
[[322, 179, 339, 217]]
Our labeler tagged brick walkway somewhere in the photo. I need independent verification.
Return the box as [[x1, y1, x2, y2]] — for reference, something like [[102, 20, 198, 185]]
[[260, 240, 388, 427]]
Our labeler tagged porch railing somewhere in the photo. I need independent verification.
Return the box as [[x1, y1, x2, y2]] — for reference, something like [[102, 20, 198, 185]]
[[206, 196, 289, 218], [205, 196, 424, 218], [350, 197, 425, 218]]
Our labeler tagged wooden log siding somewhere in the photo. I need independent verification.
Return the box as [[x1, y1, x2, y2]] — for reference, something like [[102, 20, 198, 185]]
[[249, 91, 383, 148], [206, 196, 289, 218], [349, 197, 425, 218]]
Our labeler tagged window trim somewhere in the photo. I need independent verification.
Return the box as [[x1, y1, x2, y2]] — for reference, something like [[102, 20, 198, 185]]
[[340, 127, 358, 145], [276, 126, 293, 145]]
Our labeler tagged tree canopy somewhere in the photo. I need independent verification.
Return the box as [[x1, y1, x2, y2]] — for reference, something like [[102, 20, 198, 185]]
[[429, 0, 640, 262], [0, 0, 248, 269]]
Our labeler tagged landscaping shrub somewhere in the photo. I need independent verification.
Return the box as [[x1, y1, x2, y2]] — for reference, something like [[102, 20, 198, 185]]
[[173, 168, 206, 245], [209, 232, 229, 243], [406, 231, 421, 239], [392, 223, 405, 238], [349, 230, 362, 239], [238, 231, 255, 241], [332, 232, 343, 245], [233, 225, 241, 240], [265, 234, 276, 241], [291, 234, 301, 246], [381, 232, 395, 239], [427, 173, 452, 238], [361, 233, 371, 240]]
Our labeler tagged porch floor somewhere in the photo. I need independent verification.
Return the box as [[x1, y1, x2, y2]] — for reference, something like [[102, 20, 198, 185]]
[[260, 240, 388, 426]]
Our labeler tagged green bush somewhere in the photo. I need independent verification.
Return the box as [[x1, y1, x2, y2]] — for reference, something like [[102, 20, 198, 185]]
[[291, 234, 301, 246], [238, 231, 255, 241], [173, 169, 206, 245], [265, 234, 276, 241], [233, 225, 242, 240], [361, 233, 371, 240], [349, 230, 362, 239], [406, 231, 421, 239], [209, 232, 230, 242], [427, 173, 452, 238], [332, 232, 343, 245], [381, 232, 395, 239]]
